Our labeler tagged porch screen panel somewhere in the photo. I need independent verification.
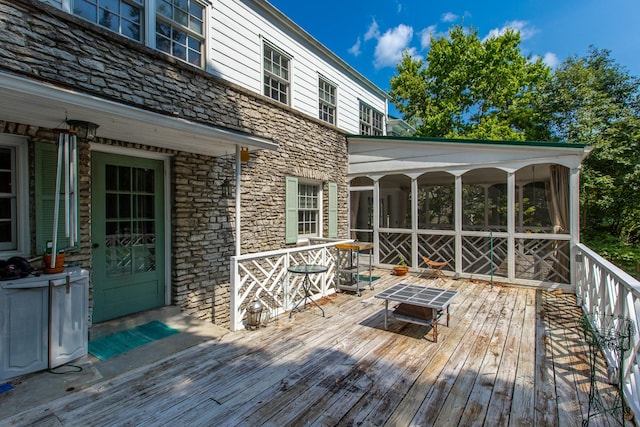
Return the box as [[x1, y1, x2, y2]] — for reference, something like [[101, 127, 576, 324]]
[[379, 231, 411, 266], [461, 235, 507, 277], [417, 172, 454, 230], [379, 174, 411, 229], [515, 237, 570, 283], [462, 169, 507, 232], [349, 189, 373, 242]]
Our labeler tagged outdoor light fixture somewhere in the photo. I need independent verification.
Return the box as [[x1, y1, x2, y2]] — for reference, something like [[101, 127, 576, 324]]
[[66, 119, 99, 141], [221, 178, 231, 198], [246, 299, 264, 330], [240, 147, 250, 163]]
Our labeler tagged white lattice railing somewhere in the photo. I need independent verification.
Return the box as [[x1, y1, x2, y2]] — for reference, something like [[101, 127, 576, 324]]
[[230, 239, 351, 331], [575, 243, 640, 422]]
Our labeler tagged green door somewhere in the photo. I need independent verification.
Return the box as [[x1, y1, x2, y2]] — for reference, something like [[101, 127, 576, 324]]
[[91, 152, 166, 323]]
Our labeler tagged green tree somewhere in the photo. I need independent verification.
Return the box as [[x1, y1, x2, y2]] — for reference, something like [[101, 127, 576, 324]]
[[389, 25, 552, 140], [543, 47, 640, 243]]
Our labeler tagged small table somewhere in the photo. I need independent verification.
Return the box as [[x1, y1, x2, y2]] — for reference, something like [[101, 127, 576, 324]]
[[375, 283, 459, 342], [288, 264, 328, 318]]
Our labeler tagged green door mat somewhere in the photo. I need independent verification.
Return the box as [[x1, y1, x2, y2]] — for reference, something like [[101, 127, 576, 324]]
[[358, 275, 380, 281], [89, 321, 180, 360]]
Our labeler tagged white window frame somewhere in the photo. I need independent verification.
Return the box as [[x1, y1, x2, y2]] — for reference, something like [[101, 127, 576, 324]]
[[359, 101, 384, 136], [0, 135, 30, 257], [58, 0, 207, 68], [262, 41, 292, 106], [318, 75, 337, 125], [297, 180, 323, 240]]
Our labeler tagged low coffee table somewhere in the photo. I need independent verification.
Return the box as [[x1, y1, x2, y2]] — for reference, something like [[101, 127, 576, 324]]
[[375, 283, 459, 342]]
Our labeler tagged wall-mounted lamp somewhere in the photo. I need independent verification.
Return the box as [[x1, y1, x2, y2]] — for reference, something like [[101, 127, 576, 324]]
[[221, 178, 231, 198], [66, 119, 99, 141], [240, 147, 250, 163]]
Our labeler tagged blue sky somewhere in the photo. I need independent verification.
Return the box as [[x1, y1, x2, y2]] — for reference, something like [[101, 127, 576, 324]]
[[268, 0, 639, 115]]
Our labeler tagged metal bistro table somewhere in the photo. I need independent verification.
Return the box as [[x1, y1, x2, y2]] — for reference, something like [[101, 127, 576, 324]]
[[375, 283, 459, 342], [288, 264, 328, 318]]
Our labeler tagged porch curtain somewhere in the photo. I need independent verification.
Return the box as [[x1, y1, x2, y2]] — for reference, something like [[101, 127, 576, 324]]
[[349, 192, 360, 240], [545, 164, 570, 282]]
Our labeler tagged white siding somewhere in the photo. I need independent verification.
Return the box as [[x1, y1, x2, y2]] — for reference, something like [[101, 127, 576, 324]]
[[208, 0, 387, 134]]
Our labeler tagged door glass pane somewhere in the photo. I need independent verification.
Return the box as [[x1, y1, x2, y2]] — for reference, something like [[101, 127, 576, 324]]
[[106, 193, 118, 218], [118, 166, 131, 191], [118, 194, 131, 218], [105, 165, 118, 191], [105, 165, 156, 277]]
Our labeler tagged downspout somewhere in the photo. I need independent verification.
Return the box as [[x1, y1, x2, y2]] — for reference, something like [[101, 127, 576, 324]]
[[235, 144, 242, 256]]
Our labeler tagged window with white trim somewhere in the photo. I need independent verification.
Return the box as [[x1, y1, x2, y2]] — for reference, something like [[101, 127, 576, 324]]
[[285, 178, 337, 244], [0, 136, 29, 255], [155, 0, 204, 66], [298, 182, 319, 236], [318, 77, 336, 125], [65, 0, 205, 67], [263, 43, 291, 105], [359, 102, 384, 135], [73, 0, 143, 41]]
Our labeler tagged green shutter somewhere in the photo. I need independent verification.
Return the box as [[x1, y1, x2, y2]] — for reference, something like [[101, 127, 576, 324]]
[[285, 176, 298, 244], [35, 142, 77, 254], [328, 182, 338, 238]]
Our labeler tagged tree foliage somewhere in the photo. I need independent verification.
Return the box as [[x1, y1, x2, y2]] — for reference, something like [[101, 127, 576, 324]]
[[542, 47, 640, 243], [389, 25, 552, 140]]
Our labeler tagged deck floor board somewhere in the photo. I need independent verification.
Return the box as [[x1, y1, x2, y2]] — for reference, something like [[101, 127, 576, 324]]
[[0, 272, 632, 427]]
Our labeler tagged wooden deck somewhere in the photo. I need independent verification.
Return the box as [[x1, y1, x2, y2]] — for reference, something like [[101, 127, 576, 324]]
[[1, 271, 631, 426]]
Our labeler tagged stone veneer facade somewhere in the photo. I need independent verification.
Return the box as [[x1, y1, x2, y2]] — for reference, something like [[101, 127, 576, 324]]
[[1, 0, 349, 328]]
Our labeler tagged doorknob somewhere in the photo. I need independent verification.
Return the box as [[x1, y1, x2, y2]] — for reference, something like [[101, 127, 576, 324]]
[[92, 243, 100, 249]]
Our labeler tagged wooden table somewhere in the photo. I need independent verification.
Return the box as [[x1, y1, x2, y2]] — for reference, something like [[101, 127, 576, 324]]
[[375, 283, 459, 342]]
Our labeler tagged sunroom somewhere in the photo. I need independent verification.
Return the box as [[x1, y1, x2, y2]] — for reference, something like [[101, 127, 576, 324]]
[[346, 135, 592, 289]]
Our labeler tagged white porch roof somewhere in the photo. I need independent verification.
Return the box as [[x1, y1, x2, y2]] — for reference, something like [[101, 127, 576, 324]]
[[0, 71, 278, 156], [347, 135, 592, 181]]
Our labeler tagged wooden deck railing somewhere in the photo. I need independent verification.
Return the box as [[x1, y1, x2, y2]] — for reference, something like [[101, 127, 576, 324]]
[[575, 243, 640, 421], [230, 239, 351, 331]]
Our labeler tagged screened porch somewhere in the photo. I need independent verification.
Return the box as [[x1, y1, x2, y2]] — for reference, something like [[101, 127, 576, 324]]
[[347, 136, 592, 288]]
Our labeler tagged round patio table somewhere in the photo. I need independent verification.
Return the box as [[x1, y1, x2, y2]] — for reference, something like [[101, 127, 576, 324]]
[[287, 264, 328, 318]]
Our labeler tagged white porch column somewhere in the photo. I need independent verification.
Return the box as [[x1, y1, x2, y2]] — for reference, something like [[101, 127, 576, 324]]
[[507, 172, 516, 280], [570, 166, 581, 287], [373, 177, 380, 265], [455, 174, 462, 277], [235, 145, 241, 256], [411, 177, 418, 267]]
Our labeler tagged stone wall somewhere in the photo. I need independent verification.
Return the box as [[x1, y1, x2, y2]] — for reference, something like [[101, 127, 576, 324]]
[[0, 0, 348, 328]]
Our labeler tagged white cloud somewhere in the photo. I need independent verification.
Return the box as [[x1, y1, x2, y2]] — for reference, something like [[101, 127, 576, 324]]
[[348, 37, 362, 57], [365, 19, 380, 41], [373, 24, 416, 69], [441, 12, 458, 23], [542, 52, 560, 68], [419, 25, 438, 49], [396, 1, 402, 13], [484, 20, 539, 41]]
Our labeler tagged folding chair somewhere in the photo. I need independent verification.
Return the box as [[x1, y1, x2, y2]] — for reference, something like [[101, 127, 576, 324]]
[[421, 256, 449, 281]]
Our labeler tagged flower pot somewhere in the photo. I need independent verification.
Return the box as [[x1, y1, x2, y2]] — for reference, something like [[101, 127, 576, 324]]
[[393, 266, 409, 276], [43, 253, 65, 274]]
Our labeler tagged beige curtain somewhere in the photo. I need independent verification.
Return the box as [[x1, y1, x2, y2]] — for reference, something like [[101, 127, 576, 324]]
[[546, 165, 570, 282], [547, 164, 569, 234]]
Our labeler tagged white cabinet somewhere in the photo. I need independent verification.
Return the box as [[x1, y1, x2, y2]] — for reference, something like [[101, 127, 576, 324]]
[[49, 273, 89, 369], [0, 269, 88, 380], [0, 283, 49, 380]]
